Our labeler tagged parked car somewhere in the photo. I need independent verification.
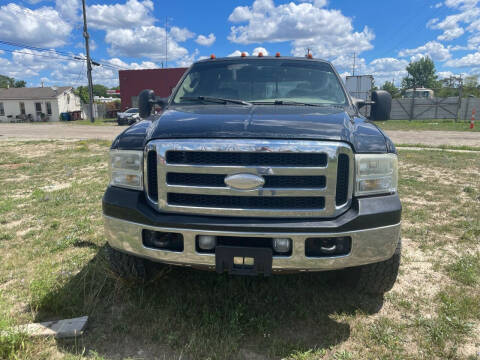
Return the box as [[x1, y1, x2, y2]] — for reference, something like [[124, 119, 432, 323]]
[[103, 55, 400, 294], [116, 107, 139, 125]]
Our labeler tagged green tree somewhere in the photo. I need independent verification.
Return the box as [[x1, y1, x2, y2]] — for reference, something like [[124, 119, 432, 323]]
[[381, 81, 400, 98], [14, 80, 26, 88], [75, 86, 90, 103], [401, 57, 438, 89], [0, 75, 26, 88], [463, 75, 480, 97], [92, 84, 108, 97]]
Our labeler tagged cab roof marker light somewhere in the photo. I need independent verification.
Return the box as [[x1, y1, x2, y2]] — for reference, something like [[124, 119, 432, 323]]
[[210, 54, 216, 59], [307, 53, 313, 59], [275, 52, 281, 57], [241, 52, 247, 57], [258, 52, 264, 57]]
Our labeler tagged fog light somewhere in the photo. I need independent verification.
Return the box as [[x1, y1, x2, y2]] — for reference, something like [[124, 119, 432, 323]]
[[273, 238, 291, 253], [198, 235, 217, 250]]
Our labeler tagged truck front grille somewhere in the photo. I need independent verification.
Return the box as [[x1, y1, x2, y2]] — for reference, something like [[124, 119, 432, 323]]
[[144, 139, 353, 218], [166, 173, 326, 189], [167, 193, 325, 210]]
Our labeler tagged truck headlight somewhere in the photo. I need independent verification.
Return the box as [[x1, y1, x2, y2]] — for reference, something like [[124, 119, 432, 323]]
[[354, 153, 398, 196], [109, 150, 143, 190]]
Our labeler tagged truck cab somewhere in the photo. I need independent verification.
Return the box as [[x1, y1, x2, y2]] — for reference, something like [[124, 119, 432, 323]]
[[103, 55, 401, 294]]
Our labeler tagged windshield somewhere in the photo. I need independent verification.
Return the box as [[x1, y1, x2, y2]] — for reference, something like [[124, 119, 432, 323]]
[[172, 59, 347, 106], [126, 108, 138, 113]]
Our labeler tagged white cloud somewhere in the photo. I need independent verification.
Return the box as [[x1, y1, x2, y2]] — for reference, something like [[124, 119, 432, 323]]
[[55, 0, 80, 22], [195, 33, 216, 46], [175, 49, 201, 68], [0, 3, 72, 47], [87, 0, 155, 30], [228, 50, 250, 57], [105, 58, 159, 70], [105, 25, 190, 62], [445, 51, 480, 67], [366, 57, 409, 85], [444, 0, 479, 9], [170, 27, 195, 42], [299, 0, 328, 7], [438, 71, 455, 78], [252, 47, 268, 56], [228, 0, 374, 62], [398, 41, 451, 61], [427, 1, 480, 41]]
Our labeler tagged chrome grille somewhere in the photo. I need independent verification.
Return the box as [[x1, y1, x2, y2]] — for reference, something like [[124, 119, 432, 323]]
[[144, 139, 354, 218]]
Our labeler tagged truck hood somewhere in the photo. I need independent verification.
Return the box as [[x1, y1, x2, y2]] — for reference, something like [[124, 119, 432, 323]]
[[144, 105, 388, 152]]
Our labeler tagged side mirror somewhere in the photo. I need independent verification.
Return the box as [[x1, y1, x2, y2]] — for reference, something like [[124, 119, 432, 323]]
[[138, 89, 156, 118], [353, 98, 366, 109], [370, 90, 392, 121]]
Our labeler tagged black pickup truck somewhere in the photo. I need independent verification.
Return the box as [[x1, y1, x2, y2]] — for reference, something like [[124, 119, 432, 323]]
[[103, 56, 401, 294]]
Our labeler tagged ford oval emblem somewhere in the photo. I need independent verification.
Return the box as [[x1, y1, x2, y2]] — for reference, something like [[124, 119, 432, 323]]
[[225, 173, 265, 190]]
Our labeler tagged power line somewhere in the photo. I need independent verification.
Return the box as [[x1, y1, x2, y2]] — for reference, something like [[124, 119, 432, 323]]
[[0, 47, 80, 62], [0, 38, 127, 70]]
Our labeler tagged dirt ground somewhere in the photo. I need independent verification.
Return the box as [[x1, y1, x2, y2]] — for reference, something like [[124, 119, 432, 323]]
[[1, 123, 480, 146]]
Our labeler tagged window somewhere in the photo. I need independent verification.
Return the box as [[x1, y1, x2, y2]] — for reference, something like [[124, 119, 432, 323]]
[[35, 102, 42, 113], [0, 102, 4, 116], [172, 59, 347, 106], [19, 102, 25, 115], [67, 94, 70, 104], [46, 102, 52, 115]]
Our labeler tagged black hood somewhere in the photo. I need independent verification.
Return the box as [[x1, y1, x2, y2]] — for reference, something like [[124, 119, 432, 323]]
[[112, 105, 391, 153]]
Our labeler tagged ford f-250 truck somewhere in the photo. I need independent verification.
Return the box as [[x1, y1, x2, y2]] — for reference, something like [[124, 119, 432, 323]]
[[103, 55, 401, 294]]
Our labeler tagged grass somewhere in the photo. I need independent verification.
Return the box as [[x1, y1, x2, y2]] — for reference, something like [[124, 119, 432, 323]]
[[376, 119, 480, 132], [0, 141, 479, 359], [69, 118, 117, 126]]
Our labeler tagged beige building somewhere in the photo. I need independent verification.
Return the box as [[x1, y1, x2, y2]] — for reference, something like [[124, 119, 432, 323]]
[[0, 86, 81, 122]]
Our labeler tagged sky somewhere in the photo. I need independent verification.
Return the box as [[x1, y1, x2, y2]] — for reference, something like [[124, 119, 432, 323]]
[[0, 0, 479, 88]]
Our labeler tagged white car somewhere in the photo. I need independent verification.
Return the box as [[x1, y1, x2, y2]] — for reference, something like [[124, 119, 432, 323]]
[[117, 108, 140, 126]]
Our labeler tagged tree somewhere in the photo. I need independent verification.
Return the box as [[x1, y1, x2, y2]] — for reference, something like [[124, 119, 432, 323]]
[[381, 81, 400, 98], [463, 75, 480, 98], [0, 75, 26, 88], [75, 86, 90, 104], [92, 84, 108, 97], [401, 57, 438, 89], [14, 80, 26, 88]]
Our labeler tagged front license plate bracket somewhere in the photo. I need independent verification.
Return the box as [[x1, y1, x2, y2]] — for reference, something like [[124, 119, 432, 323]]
[[215, 246, 273, 276]]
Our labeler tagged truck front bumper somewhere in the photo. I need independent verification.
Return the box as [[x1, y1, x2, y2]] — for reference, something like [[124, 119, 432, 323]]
[[103, 187, 401, 272]]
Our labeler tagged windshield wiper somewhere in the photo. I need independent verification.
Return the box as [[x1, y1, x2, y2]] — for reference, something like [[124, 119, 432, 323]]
[[251, 100, 344, 108], [180, 96, 251, 106]]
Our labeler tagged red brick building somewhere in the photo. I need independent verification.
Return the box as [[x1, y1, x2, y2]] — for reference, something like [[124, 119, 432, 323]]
[[119, 67, 188, 110]]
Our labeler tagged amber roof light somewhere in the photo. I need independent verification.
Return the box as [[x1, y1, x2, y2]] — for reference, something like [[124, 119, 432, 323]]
[[210, 54, 216, 59]]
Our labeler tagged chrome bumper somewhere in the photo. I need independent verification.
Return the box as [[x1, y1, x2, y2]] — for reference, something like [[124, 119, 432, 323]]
[[104, 215, 401, 272]]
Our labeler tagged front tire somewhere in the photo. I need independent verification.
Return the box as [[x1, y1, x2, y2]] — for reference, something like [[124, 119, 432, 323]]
[[340, 239, 401, 294]]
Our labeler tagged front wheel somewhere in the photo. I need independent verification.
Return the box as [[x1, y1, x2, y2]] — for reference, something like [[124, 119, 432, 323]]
[[339, 239, 401, 294]]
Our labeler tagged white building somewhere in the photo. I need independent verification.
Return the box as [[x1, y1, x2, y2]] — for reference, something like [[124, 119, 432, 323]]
[[0, 86, 81, 122]]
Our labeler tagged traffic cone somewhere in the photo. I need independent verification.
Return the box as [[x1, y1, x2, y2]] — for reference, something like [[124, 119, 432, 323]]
[[471, 108, 476, 129]]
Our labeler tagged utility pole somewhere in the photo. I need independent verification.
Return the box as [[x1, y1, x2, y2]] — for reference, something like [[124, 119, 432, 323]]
[[165, 16, 168, 68], [352, 52, 356, 76], [82, 0, 94, 123]]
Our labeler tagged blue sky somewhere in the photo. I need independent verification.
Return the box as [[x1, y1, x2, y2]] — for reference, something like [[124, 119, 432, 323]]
[[0, 0, 479, 88]]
